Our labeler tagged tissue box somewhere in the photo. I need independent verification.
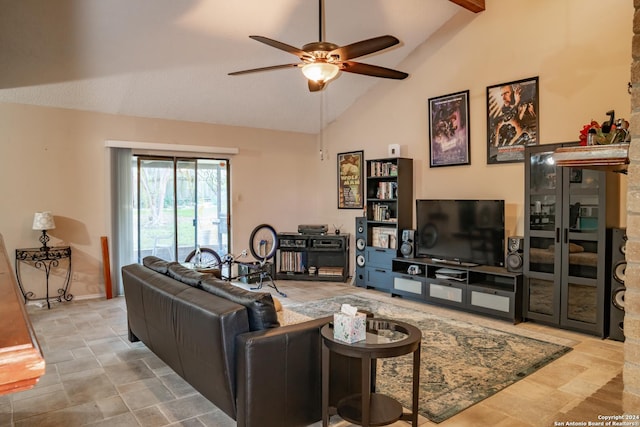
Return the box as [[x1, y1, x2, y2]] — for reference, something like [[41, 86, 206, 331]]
[[333, 311, 367, 343]]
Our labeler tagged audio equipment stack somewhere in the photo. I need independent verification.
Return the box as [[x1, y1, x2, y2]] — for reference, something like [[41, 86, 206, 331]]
[[297, 224, 328, 235], [355, 216, 366, 287], [506, 236, 524, 273], [608, 228, 626, 342]]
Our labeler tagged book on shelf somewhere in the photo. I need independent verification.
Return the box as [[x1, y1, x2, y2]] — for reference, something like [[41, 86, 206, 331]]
[[371, 226, 397, 249], [370, 203, 398, 222], [369, 161, 398, 177], [378, 233, 389, 248], [317, 266, 343, 276], [279, 251, 304, 273], [376, 182, 397, 200]]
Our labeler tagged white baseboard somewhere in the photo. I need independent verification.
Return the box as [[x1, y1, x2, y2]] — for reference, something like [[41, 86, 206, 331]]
[[25, 293, 114, 308]]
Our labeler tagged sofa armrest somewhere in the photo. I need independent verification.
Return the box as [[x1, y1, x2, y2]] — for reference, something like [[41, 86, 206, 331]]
[[235, 316, 364, 427], [236, 316, 329, 427]]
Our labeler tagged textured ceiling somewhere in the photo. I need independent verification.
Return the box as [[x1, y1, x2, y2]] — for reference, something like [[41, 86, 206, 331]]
[[0, 0, 464, 134]]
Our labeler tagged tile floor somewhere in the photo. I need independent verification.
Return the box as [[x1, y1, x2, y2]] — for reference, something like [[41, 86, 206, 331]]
[[0, 279, 625, 426]]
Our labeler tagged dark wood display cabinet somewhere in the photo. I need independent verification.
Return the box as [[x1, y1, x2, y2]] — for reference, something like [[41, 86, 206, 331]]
[[524, 142, 621, 336], [390, 257, 523, 324], [358, 157, 413, 291], [276, 233, 349, 282]]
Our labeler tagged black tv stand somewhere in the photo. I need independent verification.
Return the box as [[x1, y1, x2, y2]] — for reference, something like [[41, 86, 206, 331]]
[[431, 258, 479, 268], [389, 257, 523, 324]]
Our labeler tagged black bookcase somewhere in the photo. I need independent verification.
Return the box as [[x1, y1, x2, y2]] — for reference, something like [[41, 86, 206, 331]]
[[359, 157, 413, 291]]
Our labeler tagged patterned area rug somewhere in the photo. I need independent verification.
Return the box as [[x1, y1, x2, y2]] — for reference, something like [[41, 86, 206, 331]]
[[284, 295, 572, 423]]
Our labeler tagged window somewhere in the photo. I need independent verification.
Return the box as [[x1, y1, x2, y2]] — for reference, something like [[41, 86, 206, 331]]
[[133, 156, 230, 262]]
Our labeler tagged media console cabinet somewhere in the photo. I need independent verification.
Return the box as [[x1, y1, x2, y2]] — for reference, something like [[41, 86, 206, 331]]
[[276, 233, 349, 282], [386, 257, 523, 324]]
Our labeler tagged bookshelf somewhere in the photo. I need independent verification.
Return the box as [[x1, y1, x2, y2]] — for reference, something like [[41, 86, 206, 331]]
[[275, 233, 349, 282], [359, 157, 413, 291]]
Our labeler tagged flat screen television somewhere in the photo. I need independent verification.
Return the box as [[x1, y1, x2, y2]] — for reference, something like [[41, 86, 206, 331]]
[[415, 199, 505, 267]]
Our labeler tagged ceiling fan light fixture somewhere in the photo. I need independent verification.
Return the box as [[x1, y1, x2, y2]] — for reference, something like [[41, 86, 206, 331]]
[[302, 62, 339, 82]]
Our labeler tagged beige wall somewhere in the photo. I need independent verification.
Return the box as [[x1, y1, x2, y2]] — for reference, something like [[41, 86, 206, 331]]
[[0, 0, 632, 299], [0, 103, 318, 298], [318, 0, 632, 239]]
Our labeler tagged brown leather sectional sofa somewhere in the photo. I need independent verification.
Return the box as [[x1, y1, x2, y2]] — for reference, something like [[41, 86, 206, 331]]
[[122, 256, 360, 427]]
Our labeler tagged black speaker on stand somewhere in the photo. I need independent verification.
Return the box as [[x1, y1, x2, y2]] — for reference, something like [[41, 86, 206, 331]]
[[506, 236, 524, 273], [355, 216, 367, 287], [608, 228, 626, 342]]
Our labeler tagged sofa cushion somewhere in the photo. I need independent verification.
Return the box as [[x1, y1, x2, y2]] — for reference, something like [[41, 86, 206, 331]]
[[167, 263, 205, 287], [200, 277, 280, 331], [143, 256, 171, 274]]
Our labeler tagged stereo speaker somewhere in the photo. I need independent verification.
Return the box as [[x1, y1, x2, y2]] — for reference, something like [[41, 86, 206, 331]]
[[506, 236, 524, 273], [608, 228, 626, 342], [355, 216, 367, 287], [400, 229, 415, 258]]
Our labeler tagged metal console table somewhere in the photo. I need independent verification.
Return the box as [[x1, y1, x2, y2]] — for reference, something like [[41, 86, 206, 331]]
[[15, 246, 73, 309]]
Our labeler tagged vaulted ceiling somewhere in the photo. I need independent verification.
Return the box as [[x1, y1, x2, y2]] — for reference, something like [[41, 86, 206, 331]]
[[0, 0, 483, 134]]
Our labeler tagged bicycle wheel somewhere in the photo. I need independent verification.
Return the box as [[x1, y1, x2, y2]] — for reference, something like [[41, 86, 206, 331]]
[[249, 224, 278, 261], [184, 247, 223, 269]]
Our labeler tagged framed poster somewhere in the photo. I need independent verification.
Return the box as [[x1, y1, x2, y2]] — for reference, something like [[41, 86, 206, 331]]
[[428, 90, 470, 167], [486, 76, 539, 164], [337, 150, 364, 209]]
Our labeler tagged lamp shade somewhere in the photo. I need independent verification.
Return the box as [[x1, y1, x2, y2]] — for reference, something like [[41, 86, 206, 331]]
[[302, 62, 339, 83], [32, 212, 56, 231]]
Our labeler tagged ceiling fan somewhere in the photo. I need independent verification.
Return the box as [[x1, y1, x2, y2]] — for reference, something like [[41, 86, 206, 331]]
[[228, 0, 409, 92]]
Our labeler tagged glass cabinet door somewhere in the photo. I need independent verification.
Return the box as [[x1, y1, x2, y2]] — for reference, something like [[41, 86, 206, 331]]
[[526, 149, 561, 275], [562, 167, 604, 329], [524, 146, 563, 323]]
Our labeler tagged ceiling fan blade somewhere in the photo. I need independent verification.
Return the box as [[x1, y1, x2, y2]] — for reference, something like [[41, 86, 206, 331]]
[[228, 64, 300, 76], [249, 35, 311, 59], [308, 80, 326, 92], [340, 61, 408, 80], [329, 35, 400, 61]]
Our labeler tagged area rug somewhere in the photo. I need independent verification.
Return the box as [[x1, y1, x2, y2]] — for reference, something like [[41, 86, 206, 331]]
[[284, 294, 572, 423]]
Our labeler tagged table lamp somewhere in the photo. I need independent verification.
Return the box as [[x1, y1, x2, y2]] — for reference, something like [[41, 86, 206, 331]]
[[32, 211, 56, 251]]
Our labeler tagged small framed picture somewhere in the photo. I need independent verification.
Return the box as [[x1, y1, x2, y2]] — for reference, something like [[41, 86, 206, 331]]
[[486, 76, 539, 164], [428, 90, 470, 167], [569, 168, 583, 183], [337, 150, 364, 209]]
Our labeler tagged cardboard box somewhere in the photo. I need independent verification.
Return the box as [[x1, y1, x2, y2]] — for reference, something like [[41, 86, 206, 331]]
[[333, 311, 367, 343]]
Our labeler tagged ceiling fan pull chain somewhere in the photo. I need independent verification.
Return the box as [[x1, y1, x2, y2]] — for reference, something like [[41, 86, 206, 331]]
[[319, 0, 324, 42]]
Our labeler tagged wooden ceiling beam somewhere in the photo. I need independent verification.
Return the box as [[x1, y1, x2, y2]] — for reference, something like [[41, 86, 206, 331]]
[[449, 0, 485, 13]]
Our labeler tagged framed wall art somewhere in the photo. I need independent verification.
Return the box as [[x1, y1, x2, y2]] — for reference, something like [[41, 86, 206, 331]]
[[337, 150, 364, 209], [486, 76, 539, 164], [428, 90, 470, 167]]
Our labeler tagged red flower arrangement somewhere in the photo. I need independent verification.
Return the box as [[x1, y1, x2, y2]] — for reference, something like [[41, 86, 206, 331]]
[[578, 112, 629, 146], [579, 120, 601, 146]]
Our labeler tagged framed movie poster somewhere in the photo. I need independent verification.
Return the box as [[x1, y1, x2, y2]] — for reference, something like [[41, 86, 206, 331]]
[[486, 76, 539, 164], [337, 150, 364, 209], [428, 90, 470, 167]]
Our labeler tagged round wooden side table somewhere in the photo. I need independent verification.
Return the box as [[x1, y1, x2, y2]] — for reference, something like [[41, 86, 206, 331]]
[[321, 318, 421, 427]]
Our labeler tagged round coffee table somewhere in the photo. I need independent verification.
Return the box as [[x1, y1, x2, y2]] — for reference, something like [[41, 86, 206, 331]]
[[321, 318, 421, 427]]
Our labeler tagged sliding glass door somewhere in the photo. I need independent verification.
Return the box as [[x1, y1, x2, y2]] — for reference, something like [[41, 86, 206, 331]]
[[134, 156, 229, 262]]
